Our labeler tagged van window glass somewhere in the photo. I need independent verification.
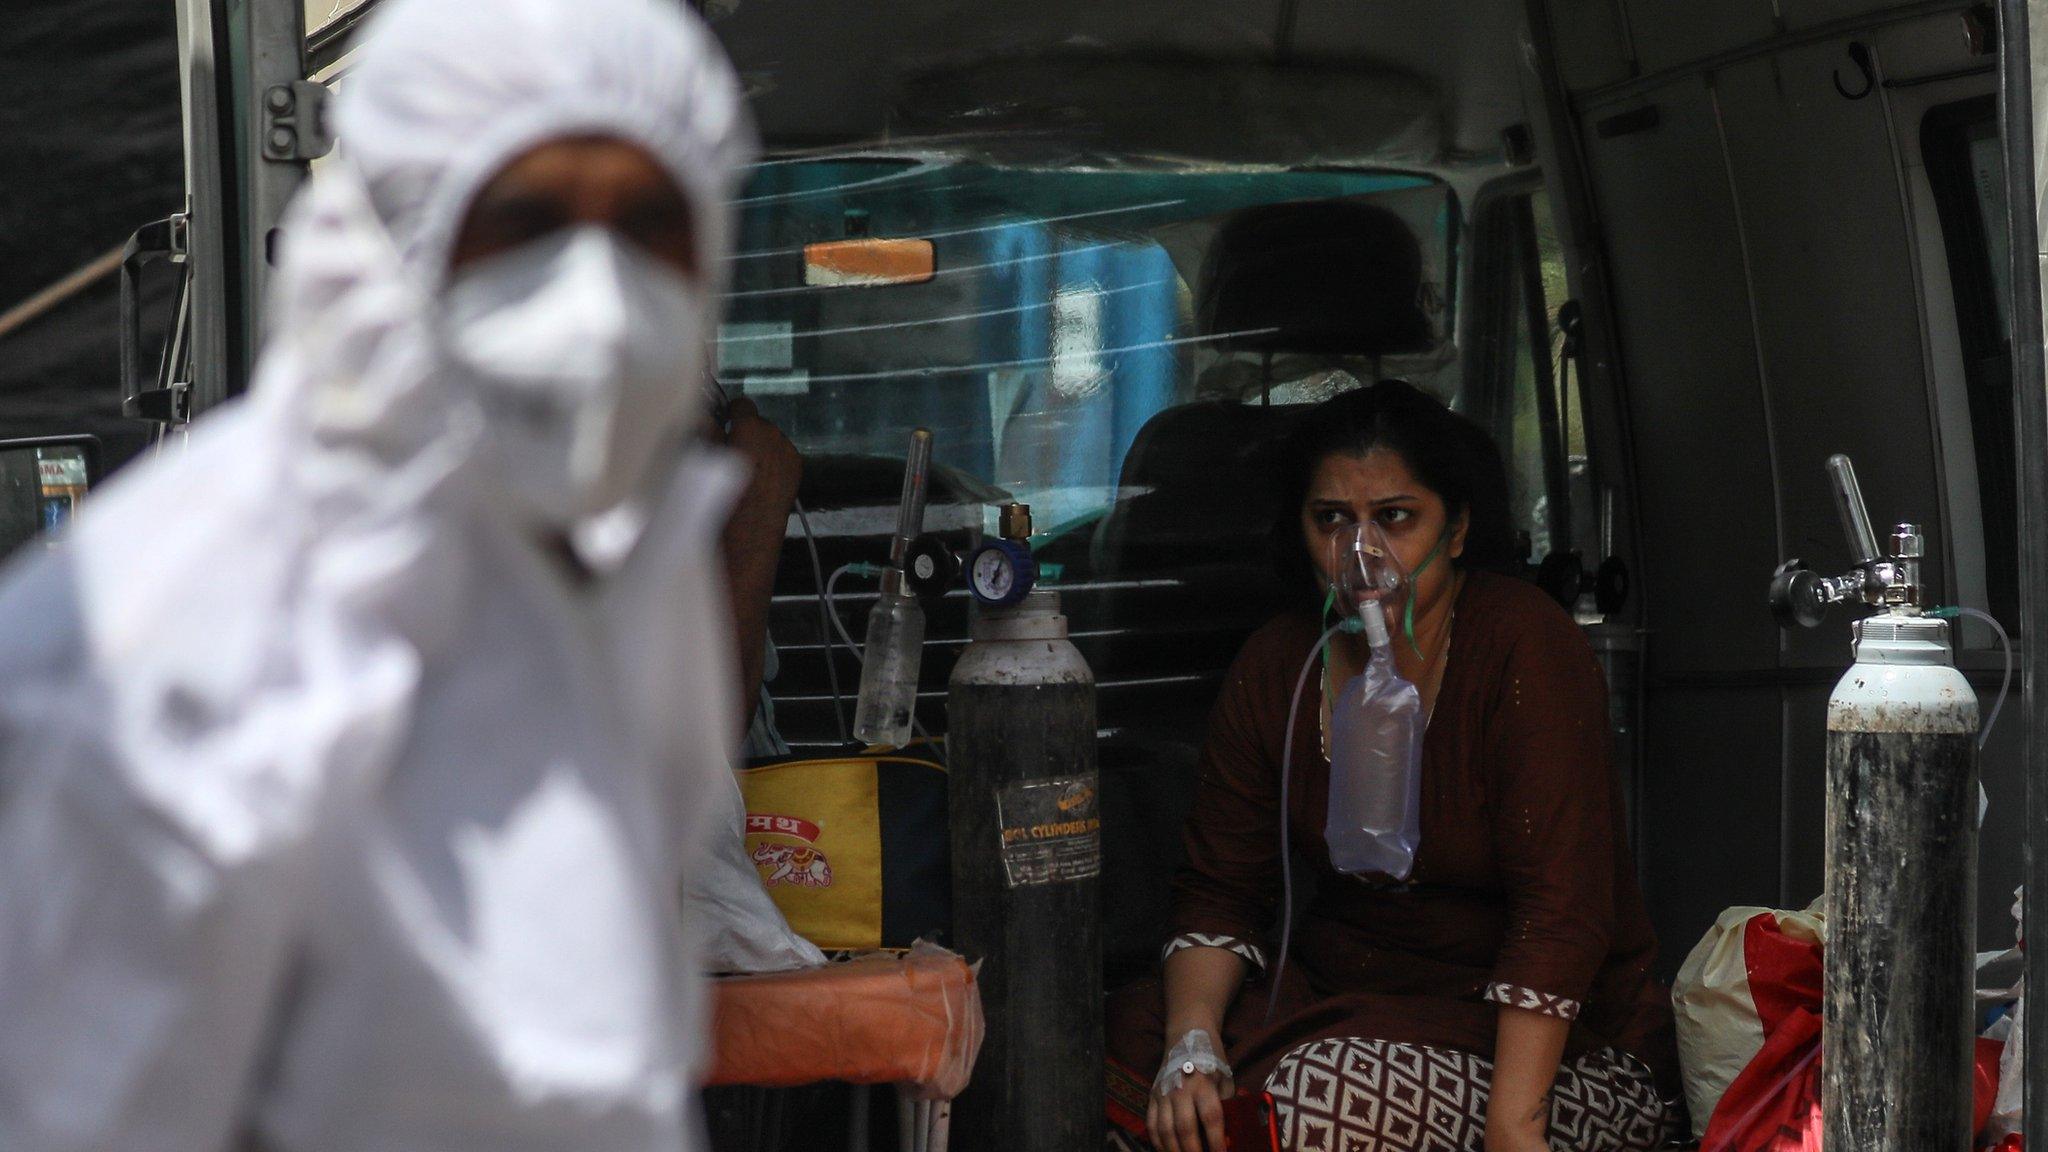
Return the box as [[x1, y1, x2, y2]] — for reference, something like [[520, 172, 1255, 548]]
[[728, 159, 1460, 753], [1924, 96, 2017, 628], [726, 162, 1457, 535], [1509, 191, 1584, 563], [1469, 188, 1585, 569]]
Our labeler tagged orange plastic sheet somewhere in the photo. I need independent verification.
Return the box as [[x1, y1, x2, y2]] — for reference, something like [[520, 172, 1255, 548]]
[[705, 942, 985, 1100]]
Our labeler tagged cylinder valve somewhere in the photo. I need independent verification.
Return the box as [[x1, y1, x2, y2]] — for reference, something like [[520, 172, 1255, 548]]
[[1768, 454, 1926, 627]]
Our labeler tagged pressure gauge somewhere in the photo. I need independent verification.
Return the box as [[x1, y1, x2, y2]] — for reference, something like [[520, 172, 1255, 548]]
[[967, 539, 1038, 606]]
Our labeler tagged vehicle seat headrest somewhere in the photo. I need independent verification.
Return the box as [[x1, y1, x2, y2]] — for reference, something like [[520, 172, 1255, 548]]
[[1195, 200, 1433, 358]]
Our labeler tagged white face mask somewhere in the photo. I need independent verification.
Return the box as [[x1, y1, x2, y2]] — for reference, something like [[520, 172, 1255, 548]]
[[441, 225, 708, 527]]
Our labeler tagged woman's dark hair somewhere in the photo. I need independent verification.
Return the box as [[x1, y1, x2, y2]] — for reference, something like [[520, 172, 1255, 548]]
[[1272, 380, 1520, 599]]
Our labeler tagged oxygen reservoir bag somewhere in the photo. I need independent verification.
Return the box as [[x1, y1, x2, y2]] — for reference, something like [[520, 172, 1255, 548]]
[[1321, 521, 1425, 880]]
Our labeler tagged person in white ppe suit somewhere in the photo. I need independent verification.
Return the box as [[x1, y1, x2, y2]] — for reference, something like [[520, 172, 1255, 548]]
[[0, 0, 815, 1146]]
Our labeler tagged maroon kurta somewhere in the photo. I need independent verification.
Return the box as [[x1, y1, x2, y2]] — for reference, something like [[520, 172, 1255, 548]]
[[1107, 570, 1679, 1097]]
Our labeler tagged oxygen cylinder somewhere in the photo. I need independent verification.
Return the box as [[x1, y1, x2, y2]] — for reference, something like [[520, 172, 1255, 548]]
[[947, 590, 1102, 1151], [1822, 610, 1979, 1152]]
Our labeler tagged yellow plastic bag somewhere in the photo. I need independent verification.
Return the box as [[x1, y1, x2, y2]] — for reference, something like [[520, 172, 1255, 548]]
[[737, 751, 950, 952], [739, 757, 888, 951]]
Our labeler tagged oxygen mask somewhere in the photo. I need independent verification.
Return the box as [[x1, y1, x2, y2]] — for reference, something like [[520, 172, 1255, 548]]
[[1328, 521, 1407, 643]]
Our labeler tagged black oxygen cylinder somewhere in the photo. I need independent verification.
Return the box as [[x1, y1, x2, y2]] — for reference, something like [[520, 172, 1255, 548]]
[[1821, 613, 1980, 1152], [947, 590, 1102, 1151]]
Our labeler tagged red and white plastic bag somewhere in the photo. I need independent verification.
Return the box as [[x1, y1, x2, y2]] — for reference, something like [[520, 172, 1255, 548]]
[[1673, 900, 2005, 1151]]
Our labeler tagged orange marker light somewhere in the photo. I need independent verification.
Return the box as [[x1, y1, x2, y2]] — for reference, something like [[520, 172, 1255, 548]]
[[802, 238, 937, 287]]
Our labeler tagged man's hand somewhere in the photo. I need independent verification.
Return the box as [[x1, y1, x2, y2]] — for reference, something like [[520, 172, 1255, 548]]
[[1149, 1066, 1233, 1152]]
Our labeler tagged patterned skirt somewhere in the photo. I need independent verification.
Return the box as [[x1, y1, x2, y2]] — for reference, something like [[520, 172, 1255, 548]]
[[1265, 1038, 1672, 1151], [1109, 1039, 1674, 1152]]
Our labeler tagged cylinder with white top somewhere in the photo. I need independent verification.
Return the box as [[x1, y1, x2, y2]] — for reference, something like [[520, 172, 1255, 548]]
[[1822, 611, 1979, 1152]]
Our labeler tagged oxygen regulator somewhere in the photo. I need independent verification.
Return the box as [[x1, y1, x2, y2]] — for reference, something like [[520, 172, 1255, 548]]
[[897, 501, 1048, 607], [1768, 454, 1927, 628]]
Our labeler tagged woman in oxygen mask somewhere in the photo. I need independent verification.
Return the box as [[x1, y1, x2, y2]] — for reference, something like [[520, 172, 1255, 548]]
[[1106, 382, 1677, 1152]]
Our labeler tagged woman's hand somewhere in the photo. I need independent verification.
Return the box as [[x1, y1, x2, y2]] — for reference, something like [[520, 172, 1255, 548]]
[[1485, 1006, 1567, 1152], [1154, 948, 1252, 1151], [1148, 1065, 1234, 1152], [1482, 1112, 1552, 1152], [1482, 1123, 1540, 1147]]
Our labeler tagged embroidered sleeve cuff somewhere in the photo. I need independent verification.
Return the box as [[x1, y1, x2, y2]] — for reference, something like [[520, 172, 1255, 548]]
[[1484, 981, 1583, 1021], [1162, 932, 1267, 972]]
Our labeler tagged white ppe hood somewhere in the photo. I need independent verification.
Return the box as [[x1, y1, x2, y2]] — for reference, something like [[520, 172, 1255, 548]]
[[0, 0, 781, 1148]]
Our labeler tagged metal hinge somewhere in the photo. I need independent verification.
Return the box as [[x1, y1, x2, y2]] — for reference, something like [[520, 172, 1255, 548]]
[[120, 212, 194, 426], [123, 383, 191, 425], [262, 81, 334, 163]]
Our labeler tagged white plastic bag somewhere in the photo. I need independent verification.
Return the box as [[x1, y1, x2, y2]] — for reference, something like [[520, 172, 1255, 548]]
[[1986, 982, 2022, 1143], [1986, 886, 2026, 1143], [688, 771, 827, 974]]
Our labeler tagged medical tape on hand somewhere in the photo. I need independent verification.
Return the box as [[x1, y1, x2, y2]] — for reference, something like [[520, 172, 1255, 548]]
[[1154, 1029, 1232, 1097]]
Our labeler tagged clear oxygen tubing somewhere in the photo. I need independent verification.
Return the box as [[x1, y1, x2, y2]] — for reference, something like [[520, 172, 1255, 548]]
[[826, 561, 932, 744], [1932, 605, 2013, 751], [792, 496, 849, 743], [825, 562, 874, 659], [1268, 617, 1352, 1022]]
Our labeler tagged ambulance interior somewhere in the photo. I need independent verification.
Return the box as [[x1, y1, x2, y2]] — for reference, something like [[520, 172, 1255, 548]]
[[682, 0, 2026, 988]]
